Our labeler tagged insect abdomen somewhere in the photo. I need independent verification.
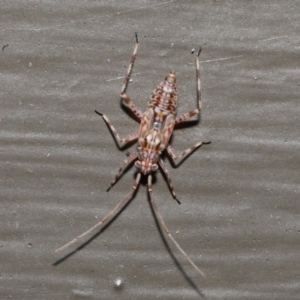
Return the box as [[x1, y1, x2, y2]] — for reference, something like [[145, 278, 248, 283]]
[[147, 72, 178, 117]]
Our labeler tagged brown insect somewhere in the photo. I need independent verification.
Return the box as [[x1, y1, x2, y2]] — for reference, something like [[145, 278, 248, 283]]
[[55, 33, 210, 277]]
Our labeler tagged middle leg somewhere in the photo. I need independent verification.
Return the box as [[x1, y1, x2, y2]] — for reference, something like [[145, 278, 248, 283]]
[[166, 140, 210, 167], [95, 110, 139, 148]]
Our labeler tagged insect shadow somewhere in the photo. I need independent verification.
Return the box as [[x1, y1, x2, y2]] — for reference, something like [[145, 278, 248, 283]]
[[53, 178, 205, 298], [147, 191, 205, 297]]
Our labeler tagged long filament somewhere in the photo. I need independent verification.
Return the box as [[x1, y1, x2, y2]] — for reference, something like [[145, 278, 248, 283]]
[[55, 173, 141, 254]]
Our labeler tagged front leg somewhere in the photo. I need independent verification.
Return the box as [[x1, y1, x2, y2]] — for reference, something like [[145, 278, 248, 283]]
[[95, 110, 138, 148], [106, 151, 138, 191], [158, 159, 180, 204], [166, 140, 210, 167]]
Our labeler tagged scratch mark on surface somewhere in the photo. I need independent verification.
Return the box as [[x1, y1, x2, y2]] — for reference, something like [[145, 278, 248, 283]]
[[106, 72, 143, 82], [4, 0, 174, 32], [117, 0, 173, 15], [201, 55, 243, 64], [5, 17, 93, 31], [259, 35, 289, 42]]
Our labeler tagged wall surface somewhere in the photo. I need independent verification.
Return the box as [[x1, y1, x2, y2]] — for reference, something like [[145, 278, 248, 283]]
[[1, 1, 299, 299]]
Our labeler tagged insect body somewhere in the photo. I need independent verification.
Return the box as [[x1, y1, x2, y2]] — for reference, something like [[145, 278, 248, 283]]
[[136, 71, 177, 174], [56, 33, 210, 278]]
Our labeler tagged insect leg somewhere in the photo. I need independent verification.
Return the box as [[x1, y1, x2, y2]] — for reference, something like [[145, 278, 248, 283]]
[[158, 159, 180, 204], [119, 33, 144, 119], [95, 34, 142, 144], [55, 173, 141, 254], [175, 47, 202, 125], [107, 151, 138, 192], [121, 32, 139, 94], [120, 93, 144, 120], [166, 141, 210, 167], [95, 110, 138, 148], [147, 174, 205, 278]]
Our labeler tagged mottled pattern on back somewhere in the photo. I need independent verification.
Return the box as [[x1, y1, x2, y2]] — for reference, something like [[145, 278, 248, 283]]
[[147, 71, 178, 119]]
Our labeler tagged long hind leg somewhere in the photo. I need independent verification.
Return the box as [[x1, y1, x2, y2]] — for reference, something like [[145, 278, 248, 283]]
[[95, 33, 143, 147], [171, 47, 210, 165], [175, 47, 202, 125], [120, 32, 143, 119]]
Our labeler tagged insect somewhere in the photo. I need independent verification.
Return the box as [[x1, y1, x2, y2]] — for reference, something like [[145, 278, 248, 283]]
[[55, 33, 210, 277]]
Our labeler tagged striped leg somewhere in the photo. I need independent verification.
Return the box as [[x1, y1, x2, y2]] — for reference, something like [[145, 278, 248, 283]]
[[120, 32, 143, 119], [158, 159, 180, 204], [107, 151, 138, 192], [166, 140, 210, 167], [121, 93, 143, 120], [121, 32, 139, 94], [175, 47, 202, 125], [95, 33, 142, 147], [95, 110, 138, 148]]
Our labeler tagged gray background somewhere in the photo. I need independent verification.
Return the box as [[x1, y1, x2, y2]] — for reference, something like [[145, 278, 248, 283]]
[[1, 1, 299, 299]]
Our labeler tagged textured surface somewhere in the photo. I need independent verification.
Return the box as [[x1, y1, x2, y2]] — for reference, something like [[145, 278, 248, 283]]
[[1, 1, 299, 299]]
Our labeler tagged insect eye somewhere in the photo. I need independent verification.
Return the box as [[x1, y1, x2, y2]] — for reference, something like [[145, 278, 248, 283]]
[[151, 164, 158, 172], [135, 161, 142, 169]]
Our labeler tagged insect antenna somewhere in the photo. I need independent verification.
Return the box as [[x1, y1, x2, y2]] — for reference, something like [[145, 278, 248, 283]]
[[55, 173, 141, 254], [147, 175, 206, 278]]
